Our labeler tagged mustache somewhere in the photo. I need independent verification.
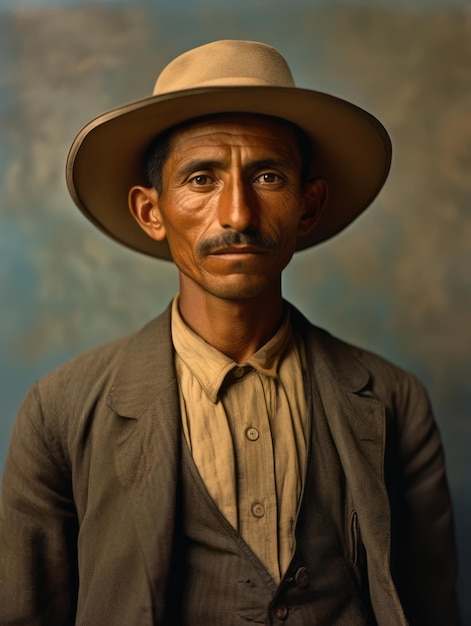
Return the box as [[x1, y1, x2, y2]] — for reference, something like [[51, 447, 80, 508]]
[[197, 230, 278, 256]]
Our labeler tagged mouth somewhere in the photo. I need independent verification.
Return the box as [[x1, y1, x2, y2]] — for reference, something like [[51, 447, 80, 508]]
[[210, 244, 269, 255]]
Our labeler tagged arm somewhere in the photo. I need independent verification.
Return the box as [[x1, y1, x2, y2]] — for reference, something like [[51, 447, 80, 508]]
[[0, 383, 78, 625], [387, 373, 460, 625]]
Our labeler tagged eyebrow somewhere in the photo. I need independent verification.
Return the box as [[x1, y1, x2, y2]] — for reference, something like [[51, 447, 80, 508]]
[[247, 157, 296, 171], [175, 159, 224, 180], [175, 156, 298, 180]]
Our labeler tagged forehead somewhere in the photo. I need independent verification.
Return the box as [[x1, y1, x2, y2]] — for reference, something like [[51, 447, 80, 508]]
[[167, 113, 302, 156]]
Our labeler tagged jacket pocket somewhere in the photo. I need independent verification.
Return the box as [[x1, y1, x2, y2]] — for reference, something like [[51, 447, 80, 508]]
[[349, 509, 366, 573], [350, 510, 360, 567]]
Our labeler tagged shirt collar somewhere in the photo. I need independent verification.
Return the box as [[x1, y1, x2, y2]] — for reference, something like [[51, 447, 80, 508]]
[[171, 296, 292, 403]]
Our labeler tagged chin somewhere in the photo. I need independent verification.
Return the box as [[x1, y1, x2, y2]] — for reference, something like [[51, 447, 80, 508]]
[[205, 275, 279, 301]]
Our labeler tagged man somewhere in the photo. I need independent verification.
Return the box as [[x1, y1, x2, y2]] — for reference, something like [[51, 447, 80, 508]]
[[0, 40, 460, 625]]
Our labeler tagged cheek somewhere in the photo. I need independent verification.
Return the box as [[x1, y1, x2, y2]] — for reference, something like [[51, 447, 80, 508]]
[[161, 184, 213, 215], [159, 212, 207, 275], [164, 225, 196, 263], [264, 192, 304, 237], [166, 238, 200, 282], [160, 191, 215, 239]]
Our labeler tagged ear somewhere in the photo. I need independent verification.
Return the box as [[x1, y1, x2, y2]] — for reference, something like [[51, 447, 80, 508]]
[[297, 177, 328, 237], [128, 185, 167, 242]]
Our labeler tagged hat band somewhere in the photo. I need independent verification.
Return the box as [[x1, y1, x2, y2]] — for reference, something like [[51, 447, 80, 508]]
[[154, 76, 293, 96]]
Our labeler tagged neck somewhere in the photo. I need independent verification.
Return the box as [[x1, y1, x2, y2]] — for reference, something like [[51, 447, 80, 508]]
[[177, 283, 285, 363]]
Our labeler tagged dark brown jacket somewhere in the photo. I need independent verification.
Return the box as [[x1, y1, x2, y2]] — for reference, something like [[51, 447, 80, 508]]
[[0, 305, 460, 625]]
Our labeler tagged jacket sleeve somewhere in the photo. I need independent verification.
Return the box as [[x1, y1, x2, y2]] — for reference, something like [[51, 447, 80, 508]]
[[0, 383, 78, 625], [387, 372, 461, 625]]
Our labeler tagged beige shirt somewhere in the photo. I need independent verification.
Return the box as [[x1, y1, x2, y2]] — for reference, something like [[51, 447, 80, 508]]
[[171, 297, 308, 583]]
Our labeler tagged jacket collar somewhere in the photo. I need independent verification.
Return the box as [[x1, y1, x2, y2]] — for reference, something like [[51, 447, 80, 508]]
[[289, 303, 371, 393], [107, 302, 176, 419]]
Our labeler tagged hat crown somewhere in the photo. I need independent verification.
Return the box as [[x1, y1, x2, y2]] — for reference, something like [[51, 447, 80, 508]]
[[154, 40, 295, 95]]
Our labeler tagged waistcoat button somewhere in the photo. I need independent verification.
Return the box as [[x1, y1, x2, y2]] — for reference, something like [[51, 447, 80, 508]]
[[294, 566, 310, 588], [272, 604, 289, 620]]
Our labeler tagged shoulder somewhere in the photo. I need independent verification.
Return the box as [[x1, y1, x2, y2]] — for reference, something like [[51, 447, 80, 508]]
[[20, 306, 173, 440], [38, 306, 171, 394], [290, 303, 430, 408], [290, 305, 441, 468]]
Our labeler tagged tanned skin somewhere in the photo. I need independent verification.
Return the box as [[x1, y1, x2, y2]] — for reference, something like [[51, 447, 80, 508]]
[[129, 114, 328, 363]]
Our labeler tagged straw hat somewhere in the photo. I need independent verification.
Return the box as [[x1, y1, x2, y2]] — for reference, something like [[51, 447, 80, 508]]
[[66, 39, 392, 260]]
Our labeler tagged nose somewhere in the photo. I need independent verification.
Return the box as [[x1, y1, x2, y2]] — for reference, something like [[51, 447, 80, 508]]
[[217, 176, 258, 232]]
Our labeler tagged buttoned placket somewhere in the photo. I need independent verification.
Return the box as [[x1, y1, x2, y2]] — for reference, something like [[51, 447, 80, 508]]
[[224, 365, 280, 583], [172, 297, 307, 586]]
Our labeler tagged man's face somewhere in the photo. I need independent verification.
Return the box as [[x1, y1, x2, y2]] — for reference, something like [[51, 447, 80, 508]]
[[131, 115, 326, 302]]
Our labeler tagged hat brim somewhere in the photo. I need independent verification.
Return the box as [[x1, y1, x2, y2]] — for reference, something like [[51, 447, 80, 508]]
[[66, 86, 391, 260]]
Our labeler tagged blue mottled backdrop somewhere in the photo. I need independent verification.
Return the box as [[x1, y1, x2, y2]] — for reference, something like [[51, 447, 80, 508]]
[[1, 0, 470, 620]]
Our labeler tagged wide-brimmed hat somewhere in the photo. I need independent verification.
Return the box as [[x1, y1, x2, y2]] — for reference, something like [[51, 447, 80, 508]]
[[66, 39, 392, 260]]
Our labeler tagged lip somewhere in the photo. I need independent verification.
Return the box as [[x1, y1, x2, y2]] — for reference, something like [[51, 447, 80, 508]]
[[209, 245, 269, 255]]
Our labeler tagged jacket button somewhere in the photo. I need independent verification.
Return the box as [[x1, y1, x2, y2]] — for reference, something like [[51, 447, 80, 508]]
[[272, 604, 288, 620], [294, 566, 310, 588]]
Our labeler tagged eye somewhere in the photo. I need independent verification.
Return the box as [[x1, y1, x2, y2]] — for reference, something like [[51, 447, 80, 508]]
[[189, 174, 214, 186], [254, 172, 282, 185]]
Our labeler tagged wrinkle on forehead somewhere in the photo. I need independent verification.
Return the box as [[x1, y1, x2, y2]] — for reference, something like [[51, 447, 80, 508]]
[[169, 112, 300, 139], [167, 116, 303, 167]]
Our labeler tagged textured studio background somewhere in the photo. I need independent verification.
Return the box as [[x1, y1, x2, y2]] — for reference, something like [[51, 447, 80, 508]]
[[1, 0, 470, 620]]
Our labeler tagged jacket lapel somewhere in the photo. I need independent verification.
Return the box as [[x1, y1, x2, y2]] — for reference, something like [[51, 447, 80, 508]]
[[294, 307, 407, 624], [107, 305, 181, 619]]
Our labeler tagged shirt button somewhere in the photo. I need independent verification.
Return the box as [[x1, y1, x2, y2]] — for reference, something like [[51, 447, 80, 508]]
[[233, 366, 246, 378], [272, 604, 288, 620], [294, 566, 310, 588], [251, 502, 265, 518], [246, 427, 259, 441]]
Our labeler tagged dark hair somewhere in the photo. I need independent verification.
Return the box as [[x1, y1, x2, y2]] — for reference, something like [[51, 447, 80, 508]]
[[144, 113, 313, 193], [144, 127, 174, 193]]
